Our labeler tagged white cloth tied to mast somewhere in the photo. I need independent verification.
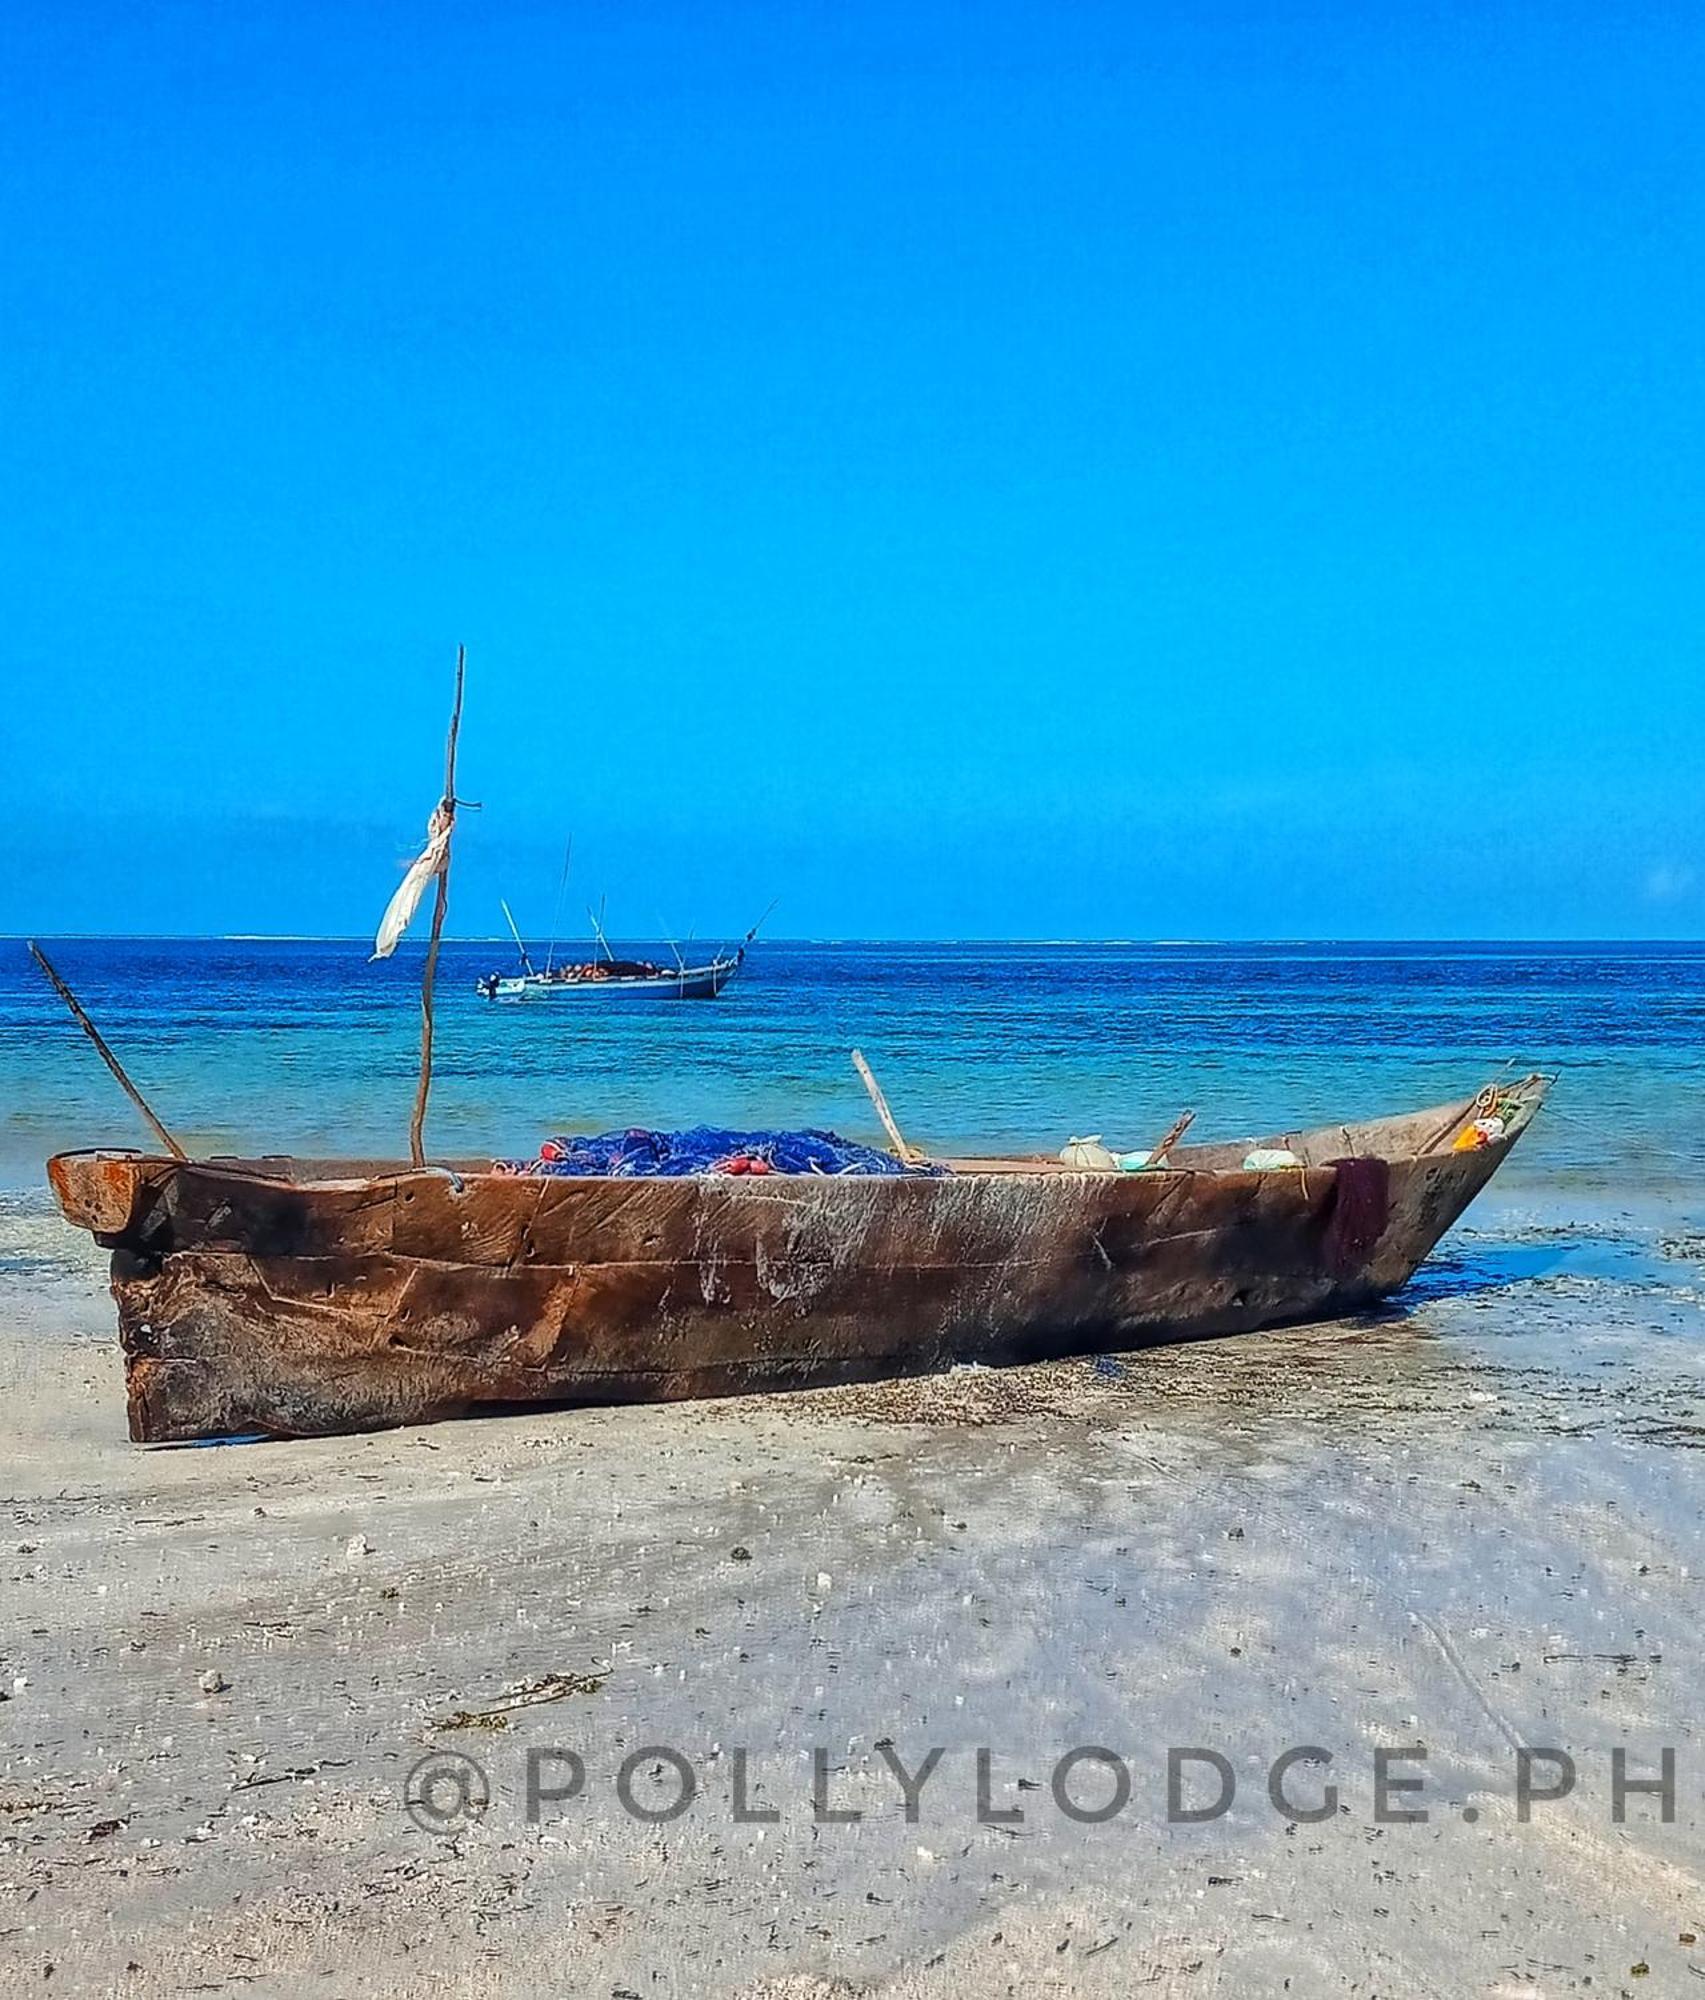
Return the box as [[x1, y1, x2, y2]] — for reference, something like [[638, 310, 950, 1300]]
[[371, 803, 453, 960]]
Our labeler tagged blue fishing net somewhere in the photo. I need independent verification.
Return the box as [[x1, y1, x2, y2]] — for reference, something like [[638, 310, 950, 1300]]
[[497, 1126, 943, 1177]]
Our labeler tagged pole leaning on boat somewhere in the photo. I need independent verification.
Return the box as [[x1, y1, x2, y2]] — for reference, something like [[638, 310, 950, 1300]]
[[28, 941, 189, 1160]]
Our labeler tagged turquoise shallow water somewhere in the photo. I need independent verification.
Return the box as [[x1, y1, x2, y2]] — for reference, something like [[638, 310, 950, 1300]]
[[2, 939, 1702, 1209]]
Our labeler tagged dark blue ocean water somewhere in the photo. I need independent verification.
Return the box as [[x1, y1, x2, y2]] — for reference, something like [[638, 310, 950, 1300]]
[[3, 939, 1702, 1203]]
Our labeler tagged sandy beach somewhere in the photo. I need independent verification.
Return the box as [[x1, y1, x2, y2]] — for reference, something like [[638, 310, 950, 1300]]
[[4, 1184, 1704, 1996]]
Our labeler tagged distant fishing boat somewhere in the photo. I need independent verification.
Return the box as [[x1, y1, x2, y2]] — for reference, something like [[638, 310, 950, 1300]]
[[475, 896, 765, 1002], [477, 949, 746, 1002]]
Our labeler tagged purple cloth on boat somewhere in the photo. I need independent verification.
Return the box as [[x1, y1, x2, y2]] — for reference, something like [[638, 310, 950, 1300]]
[[495, 1126, 942, 1177], [1322, 1155, 1391, 1276]]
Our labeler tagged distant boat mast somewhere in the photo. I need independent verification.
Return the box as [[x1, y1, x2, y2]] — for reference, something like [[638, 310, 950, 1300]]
[[544, 836, 572, 976], [499, 898, 535, 976]]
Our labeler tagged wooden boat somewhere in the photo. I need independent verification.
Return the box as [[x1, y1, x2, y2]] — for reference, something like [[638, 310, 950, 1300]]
[[477, 951, 742, 1002], [46, 1075, 1549, 1444]]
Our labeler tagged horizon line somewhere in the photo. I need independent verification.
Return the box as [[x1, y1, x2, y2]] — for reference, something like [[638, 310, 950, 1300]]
[[7, 932, 1705, 949]]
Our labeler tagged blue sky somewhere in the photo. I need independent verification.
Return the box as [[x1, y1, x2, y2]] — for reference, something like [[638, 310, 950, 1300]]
[[4, 1, 1701, 940]]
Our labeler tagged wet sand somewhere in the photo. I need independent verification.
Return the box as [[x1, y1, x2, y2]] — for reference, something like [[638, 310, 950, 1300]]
[[4, 1189, 1705, 1996]]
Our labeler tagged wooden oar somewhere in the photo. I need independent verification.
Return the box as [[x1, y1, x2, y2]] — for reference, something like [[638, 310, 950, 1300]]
[[851, 1050, 927, 1166], [28, 941, 187, 1160]]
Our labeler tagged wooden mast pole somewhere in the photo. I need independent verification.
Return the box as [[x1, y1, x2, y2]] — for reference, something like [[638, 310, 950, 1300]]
[[28, 941, 188, 1160], [409, 645, 466, 1168]]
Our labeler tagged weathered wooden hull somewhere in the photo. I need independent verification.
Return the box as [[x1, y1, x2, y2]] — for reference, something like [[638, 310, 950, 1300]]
[[45, 1080, 1548, 1444]]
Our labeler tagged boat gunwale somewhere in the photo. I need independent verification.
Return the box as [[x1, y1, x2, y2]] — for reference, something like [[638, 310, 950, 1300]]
[[43, 1076, 1551, 1201]]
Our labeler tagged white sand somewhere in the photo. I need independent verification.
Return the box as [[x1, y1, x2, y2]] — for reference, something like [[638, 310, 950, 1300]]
[[3, 1195, 1705, 1996]]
